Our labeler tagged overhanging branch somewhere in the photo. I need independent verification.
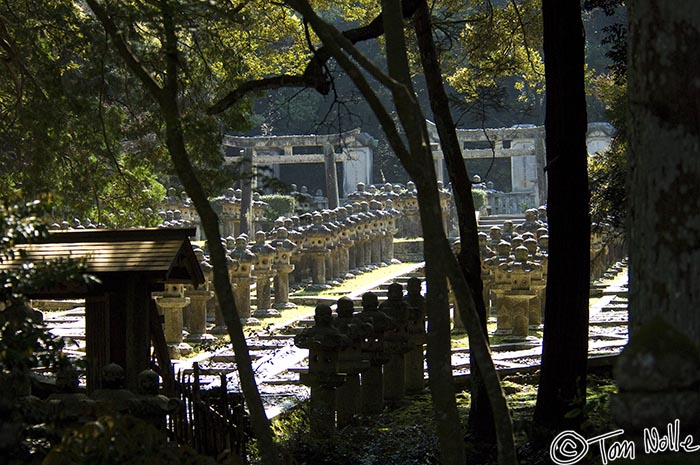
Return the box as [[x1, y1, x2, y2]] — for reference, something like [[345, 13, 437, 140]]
[[207, 0, 420, 114]]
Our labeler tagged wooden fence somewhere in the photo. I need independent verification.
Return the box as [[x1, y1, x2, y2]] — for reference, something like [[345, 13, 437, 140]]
[[168, 362, 248, 461]]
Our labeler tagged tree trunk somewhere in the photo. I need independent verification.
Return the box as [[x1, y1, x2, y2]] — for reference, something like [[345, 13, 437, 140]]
[[280, 1, 517, 462], [534, 0, 590, 431], [379, 2, 465, 463], [610, 0, 700, 431], [85, 1, 280, 462], [413, 1, 495, 443], [627, 0, 700, 343]]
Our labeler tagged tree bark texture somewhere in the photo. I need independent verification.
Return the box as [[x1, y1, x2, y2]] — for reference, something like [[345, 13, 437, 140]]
[[627, 0, 700, 344], [534, 0, 591, 430]]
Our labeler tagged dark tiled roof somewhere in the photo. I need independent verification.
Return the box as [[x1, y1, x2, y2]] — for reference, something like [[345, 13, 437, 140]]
[[2, 228, 204, 284]]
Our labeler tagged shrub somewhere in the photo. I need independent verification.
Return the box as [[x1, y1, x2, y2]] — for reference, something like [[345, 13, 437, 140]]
[[261, 194, 296, 221], [471, 189, 486, 210]]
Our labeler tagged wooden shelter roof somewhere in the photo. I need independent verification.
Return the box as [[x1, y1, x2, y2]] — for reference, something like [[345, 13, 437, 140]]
[[2, 228, 204, 293]]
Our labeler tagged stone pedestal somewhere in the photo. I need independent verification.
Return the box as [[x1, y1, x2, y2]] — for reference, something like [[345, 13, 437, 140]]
[[155, 285, 191, 359], [273, 263, 295, 309], [491, 268, 514, 332], [184, 288, 215, 343], [324, 244, 335, 283], [371, 235, 382, 266], [252, 271, 277, 318], [232, 275, 255, 321], [500, 293, 537, 338], [354, 239, 367, 269], [309, 251, 328, 288]]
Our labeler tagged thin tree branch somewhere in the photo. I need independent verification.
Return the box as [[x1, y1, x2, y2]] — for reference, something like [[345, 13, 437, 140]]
[[85, 0, 163, 99], [510, 0, 542, 77], [209, 74, 329, 114], [208, 0, 420, 114]]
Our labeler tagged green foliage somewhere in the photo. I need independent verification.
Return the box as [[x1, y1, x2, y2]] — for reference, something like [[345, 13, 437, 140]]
[[0, 1, 169, 226], [0, 200, 94, 374], [445, 0, 545, 108], [44, 415, 217, 465], [471, 189, 486, 210], [589, 74, 627, 228], [588, 138, 626, 228], [0, 0, 314, 223], [261, 194, 296, 221]]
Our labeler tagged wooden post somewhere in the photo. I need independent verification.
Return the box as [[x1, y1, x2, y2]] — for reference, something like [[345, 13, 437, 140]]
[[324, 143, 340, 209], [240, 147, 254, 235]]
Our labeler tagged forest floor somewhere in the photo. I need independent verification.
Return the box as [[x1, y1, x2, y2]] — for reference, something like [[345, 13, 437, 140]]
[[268, 367, 614, 465], [271, 368, 700, 465]]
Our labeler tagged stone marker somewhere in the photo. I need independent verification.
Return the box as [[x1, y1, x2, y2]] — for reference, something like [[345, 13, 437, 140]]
[[294, 305, 349, 438]]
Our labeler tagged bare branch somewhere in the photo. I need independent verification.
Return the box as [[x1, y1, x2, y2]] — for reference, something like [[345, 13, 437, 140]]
[[207, 0, 420, 114], [208, 74, 329, 115], [283, 0, 412, 165]]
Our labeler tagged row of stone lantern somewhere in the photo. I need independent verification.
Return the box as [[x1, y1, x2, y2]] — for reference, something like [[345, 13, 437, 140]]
[[346, 181, 452, 239], [294, 279, 426, 438], [274, 201, 401, 290], [477, 210, 549, 339], [154, 194, 407, 352]]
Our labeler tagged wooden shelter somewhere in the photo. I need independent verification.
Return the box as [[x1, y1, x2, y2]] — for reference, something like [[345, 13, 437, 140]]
[[5, 228, 204, 392]]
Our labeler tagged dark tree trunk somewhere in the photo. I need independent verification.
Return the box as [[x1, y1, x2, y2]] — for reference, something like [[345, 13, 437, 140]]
[[534, 0, 590, 431], [610, 0, 700, 432], [85, 1, 281, 462], [413, 1, 495, 443]]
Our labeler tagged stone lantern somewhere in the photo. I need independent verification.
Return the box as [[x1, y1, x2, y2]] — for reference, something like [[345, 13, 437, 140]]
[[303, 213, 331, 289], [334, 297, 371, 427], [357, 202, 375, 268], [401, 182, 420, 238], [383, 199, 400, 264], [343, 205, 359, 272], [403, 277, 426, 393], [437, 181, 452, 235], [270, 227, 297, 310], [379, 283, 412, 405], [229, 234, 257, 323], [321, 210, 339, 284], [294, 305, 350, 438], [369, 200, 385, 266], [220, 188, 240, 238], [250, 231, 278, 318], [251, 193, 268, 234], [498, 246, 542, 338], [357, 292, 392, 414], [155, 283, 191, 359], [485, 241, 515, 332]]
